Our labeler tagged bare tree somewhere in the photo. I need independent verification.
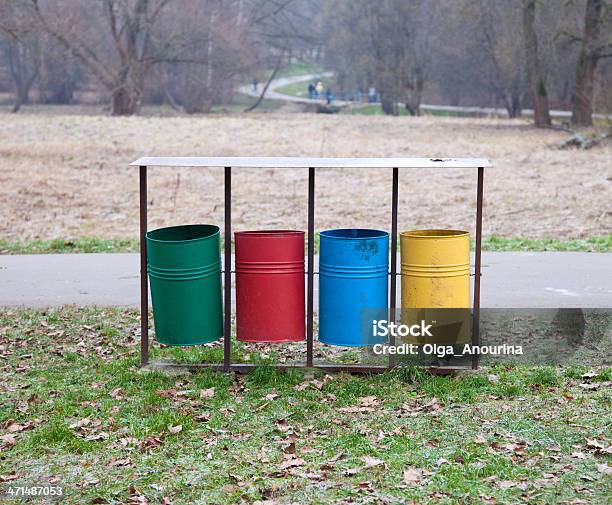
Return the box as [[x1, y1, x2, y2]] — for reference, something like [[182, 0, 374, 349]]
[[0, 1, 40, 112], [163, 0, 272, 114], [30, 0, 185, 115], [569, 0, 612, 126], [322, 0, 427, 116], [243, 44, 285, 112], [37, 34, 81, 104], [473, 0, 526, 118], [242, 0, 321, 112], [523, 0, 551, 126], [163, 1, 233, 113], [0, 0, 606, 119]]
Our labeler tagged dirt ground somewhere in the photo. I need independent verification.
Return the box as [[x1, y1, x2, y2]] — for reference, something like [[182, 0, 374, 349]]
[[1, 110, 610, 241]]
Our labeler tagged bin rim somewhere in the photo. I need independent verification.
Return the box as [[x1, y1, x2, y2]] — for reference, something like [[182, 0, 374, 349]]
[[400, 229, 469, 239], [146, 224, 220, 243], [235, 230, 305, 237], [320, 228, 389, 240]]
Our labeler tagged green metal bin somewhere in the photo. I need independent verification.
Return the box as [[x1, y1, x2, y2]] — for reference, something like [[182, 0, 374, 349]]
[[146, 224, 222, 346]]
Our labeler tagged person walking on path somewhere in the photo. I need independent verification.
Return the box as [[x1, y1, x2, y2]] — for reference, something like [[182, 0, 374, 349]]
[[308, 83, 315, 99], [315, 81, 324, 99]]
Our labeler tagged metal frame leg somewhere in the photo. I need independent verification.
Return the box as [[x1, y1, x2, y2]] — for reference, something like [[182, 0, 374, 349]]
[[224, 167, 232, 371], [472, 167, 484, 370], [139, 166, 149, 367], [306, 167, 315, 368], [389, 167, 399, 368]]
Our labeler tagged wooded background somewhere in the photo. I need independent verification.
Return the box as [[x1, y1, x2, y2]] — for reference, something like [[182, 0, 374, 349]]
[[0, 0, 610, 126]]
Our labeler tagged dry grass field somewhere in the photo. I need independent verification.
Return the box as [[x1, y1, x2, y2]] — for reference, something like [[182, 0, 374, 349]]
[[1, 110, 610, 242]]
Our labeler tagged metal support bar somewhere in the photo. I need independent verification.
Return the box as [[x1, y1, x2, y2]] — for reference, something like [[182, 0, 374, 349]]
[[224, 167, 232, 371], [139, 166, 149, 367], [306, 167, 315, 367], [389, 167, 399, 368], [472, 166, 484, 370], [147, 361, 463, 375]]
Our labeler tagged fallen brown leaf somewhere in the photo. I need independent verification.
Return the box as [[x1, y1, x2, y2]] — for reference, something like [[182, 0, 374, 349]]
[[0, 472, 18, 482], [69, 417, 92, 429], [199, 388, 215, 399], [359, 396, 379, 407], [403, 467, 423, 485], [294, 381, 309, 391], [3, 421, 31, 432], [357, 481, 373, 492], [320, 452, 344, 470], [362, 456, 384, 468], [282, 442, 296, 455], [109, 388, 124, 400], [85, 432, 109, 442], [279, 454, 306, 470], [107, 457, 132, 468], [533, 478, 555, 488], [141, 436, 163, 450], [597, 463, 612, 475], [0, 434, 16, 448]]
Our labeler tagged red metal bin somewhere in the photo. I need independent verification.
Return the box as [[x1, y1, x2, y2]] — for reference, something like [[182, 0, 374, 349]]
[[235, 230, 305, 342]]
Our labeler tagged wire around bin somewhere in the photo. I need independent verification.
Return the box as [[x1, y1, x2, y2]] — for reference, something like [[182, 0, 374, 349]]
[[221, 270, 479, 276]]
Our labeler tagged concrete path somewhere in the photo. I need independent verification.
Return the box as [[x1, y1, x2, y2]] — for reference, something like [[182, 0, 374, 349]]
[[238, 72, 610, 119], [1, 252, 610, 309], [238, 71, 350, 106]]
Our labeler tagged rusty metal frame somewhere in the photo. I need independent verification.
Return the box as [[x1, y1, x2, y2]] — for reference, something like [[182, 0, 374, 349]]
[[139, 166, 148, 367], [388, 167, 399, 368], [306, 167, 315, 368], [472, 166, 484, 369], [137, 160, 486, 374]]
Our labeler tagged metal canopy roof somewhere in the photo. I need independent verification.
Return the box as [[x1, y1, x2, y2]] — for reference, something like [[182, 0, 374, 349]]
[[129, 157, 491, 168]]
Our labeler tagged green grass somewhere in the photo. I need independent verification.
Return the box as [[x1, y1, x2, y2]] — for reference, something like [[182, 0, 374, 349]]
[[344, 104, 502, 118], [212, 92, 284, 113], [342, 103, 505, 118], [2, 234, 611, 255], [274, 62, 327, 79], [0, 237, 140, 254], [421, 108, 481, 118], [0, 307, 610, 504], [342, 103, 407, 116], [480, 234, 612, 252]]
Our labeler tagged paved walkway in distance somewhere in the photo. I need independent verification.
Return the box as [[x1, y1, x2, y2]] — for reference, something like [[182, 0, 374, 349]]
[[1, 252, 610, 309], [238, 71, 610, 119], [238, 71, 350, 106]]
